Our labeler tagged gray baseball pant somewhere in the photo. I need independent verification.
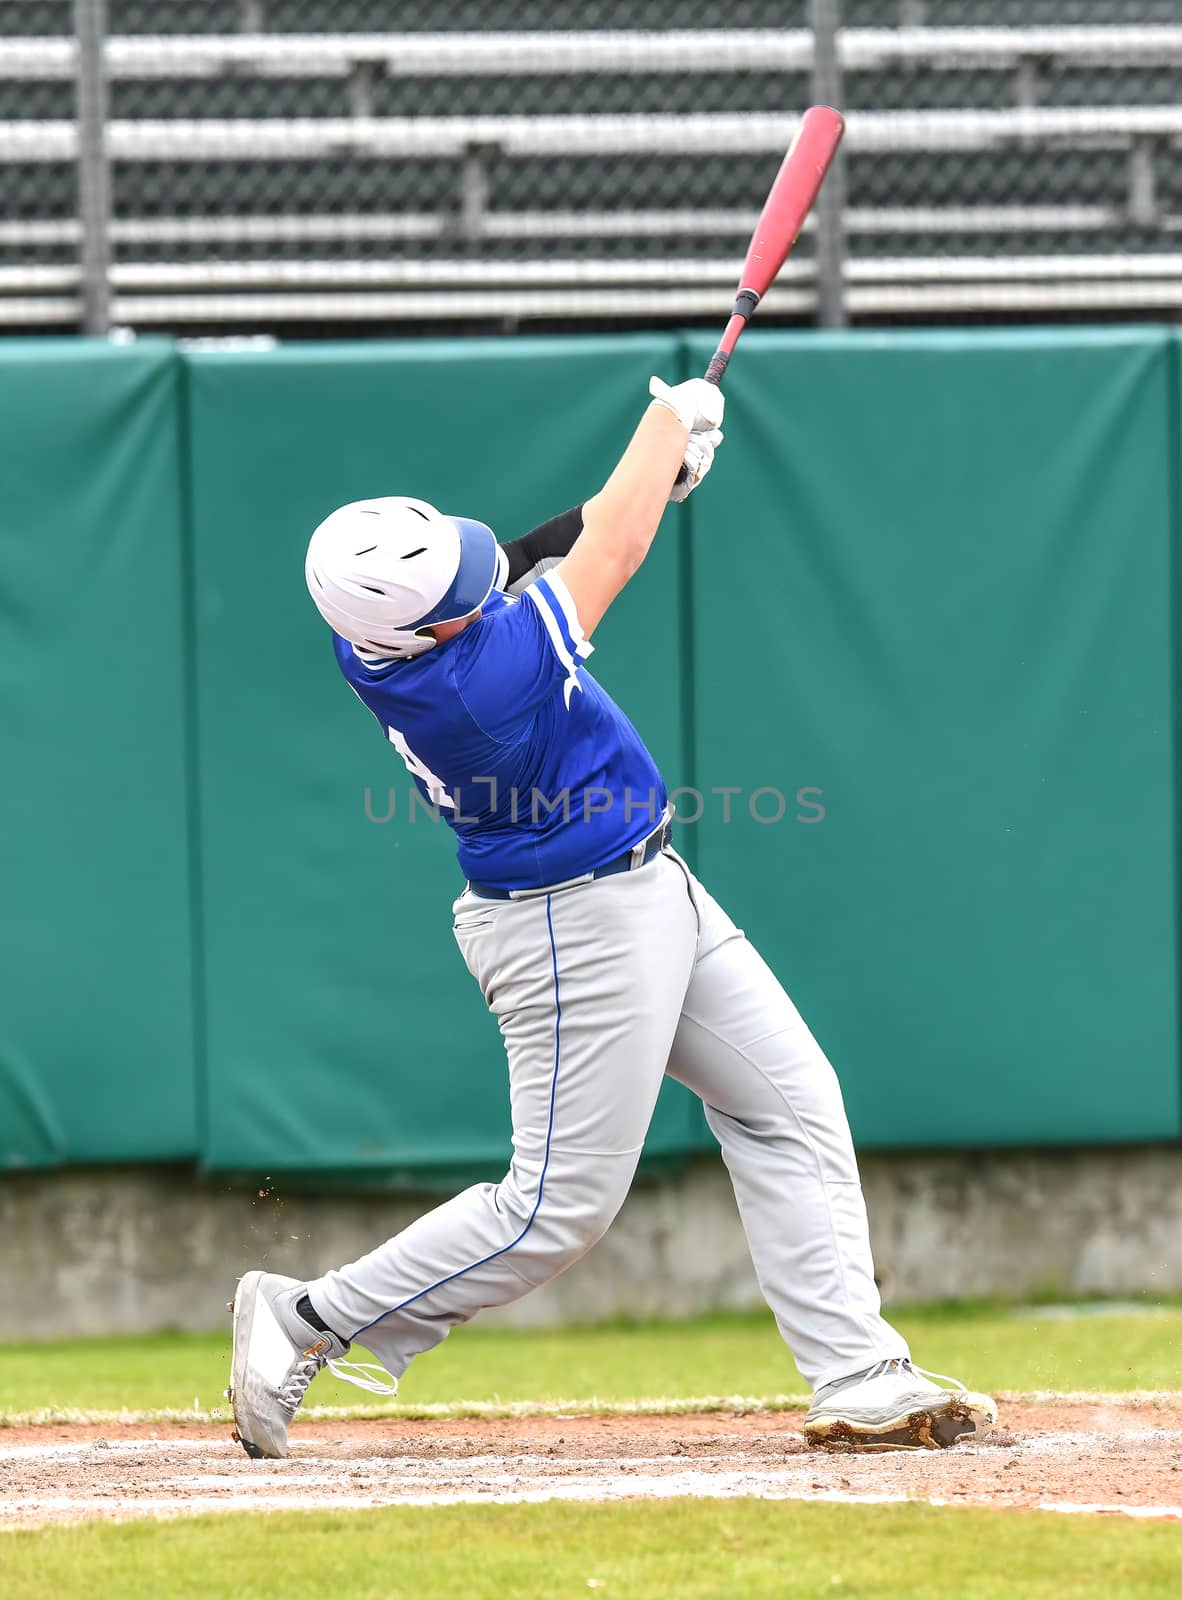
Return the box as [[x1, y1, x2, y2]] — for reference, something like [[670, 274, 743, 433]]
[[307, 847, 909, 1391]]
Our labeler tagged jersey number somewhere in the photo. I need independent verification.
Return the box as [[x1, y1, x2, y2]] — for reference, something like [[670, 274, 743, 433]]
[[387, 725, 455, 810]]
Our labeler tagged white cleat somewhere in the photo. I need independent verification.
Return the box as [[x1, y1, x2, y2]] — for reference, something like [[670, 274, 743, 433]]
[[227, 1270, 398, 1459], [804, 1357, 998, 1452]]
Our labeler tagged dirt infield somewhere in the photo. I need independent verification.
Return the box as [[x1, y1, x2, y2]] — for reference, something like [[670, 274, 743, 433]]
[[3, 1398, 1181, 1528]]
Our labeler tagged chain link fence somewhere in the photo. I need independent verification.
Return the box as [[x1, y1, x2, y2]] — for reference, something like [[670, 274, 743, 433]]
[[4, 1, 1182, 334]]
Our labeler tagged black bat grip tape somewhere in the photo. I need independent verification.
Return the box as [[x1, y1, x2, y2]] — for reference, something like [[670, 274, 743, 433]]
[[704, 292, 760, 387], [673, 288, 759, 481]]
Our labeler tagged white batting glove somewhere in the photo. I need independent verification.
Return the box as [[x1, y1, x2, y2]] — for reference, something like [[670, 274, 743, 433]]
[[668, 427, 723, 503], [648, 375, 725, 434]]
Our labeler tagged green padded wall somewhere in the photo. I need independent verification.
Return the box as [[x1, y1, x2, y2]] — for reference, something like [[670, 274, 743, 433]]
[[685, 328, 1180, 1147], [2, 332, 1179, 1178], [185, 337, 694, 1175], [0, 340, 196, 1167]]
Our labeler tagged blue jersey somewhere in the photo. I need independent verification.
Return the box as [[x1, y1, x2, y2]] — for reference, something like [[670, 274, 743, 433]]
[[336, 572, 667, 890]]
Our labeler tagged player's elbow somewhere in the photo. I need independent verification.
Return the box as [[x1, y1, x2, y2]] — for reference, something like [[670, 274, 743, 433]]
[[613, 539, 648, 582], [581, 493, 652, 579], [602, 539, 647, 593]]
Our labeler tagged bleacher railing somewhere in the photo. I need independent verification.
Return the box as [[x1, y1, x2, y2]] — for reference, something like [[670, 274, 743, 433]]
[[6, 8, 1182, 333]]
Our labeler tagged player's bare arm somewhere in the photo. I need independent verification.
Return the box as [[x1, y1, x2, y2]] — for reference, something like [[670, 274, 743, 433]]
[[491, 378, 723, 615], [557, 377, 724, 639]]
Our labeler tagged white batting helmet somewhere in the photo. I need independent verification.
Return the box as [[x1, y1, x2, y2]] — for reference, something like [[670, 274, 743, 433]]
[[305, 496, 498, 658]]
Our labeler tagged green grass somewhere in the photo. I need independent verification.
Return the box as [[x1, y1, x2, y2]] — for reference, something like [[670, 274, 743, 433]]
[[3, 1500, 1180, 1600], [3, 1298, 1181, 1420], [5, 1307, 1181, 1598]]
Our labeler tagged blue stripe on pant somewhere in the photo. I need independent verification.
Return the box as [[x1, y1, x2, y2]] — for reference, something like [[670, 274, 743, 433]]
[[348, 893, 562, 1341]]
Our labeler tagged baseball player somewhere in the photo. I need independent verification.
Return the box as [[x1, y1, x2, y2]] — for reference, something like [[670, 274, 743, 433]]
[[229, 376, 997, 1457]]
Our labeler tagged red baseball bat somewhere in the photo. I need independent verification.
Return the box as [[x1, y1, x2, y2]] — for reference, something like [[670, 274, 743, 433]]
[[702, 104, 846, 387]]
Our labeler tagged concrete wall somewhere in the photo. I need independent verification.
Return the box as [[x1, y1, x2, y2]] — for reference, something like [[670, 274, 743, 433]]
[[3, 1148, 1181, 1344]]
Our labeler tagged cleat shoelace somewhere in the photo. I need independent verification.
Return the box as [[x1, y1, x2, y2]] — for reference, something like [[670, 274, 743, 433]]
[[275, 1353, 399, 1416], [326, 1358, 399, 1397], [912, 1363, 967, 1393], [276, 1353, 328, 1417], [866, 1357, 967, 1393]]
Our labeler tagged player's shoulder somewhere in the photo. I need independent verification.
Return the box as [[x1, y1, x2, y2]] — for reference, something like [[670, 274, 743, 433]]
[[449, 587, 552, 713], [474, 588, 518, 625], [466, 575, 571, 636], [451, 588, 522, 656]]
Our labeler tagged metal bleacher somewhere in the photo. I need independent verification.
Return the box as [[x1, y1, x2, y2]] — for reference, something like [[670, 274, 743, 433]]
[[3, 1, 1182, 332]]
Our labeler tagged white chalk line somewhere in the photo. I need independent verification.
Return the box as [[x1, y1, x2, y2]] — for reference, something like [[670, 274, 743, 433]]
[[1, 1494, 380, 1518], [0, 1439, 236, 1460], [997, 1428, 1182, 1454], [4, 1433, 1182, 1525], [4, 1475, 1182, 1523]]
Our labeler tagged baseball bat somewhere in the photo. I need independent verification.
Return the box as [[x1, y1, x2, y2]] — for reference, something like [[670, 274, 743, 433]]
[[703, 104, 846, 388]]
